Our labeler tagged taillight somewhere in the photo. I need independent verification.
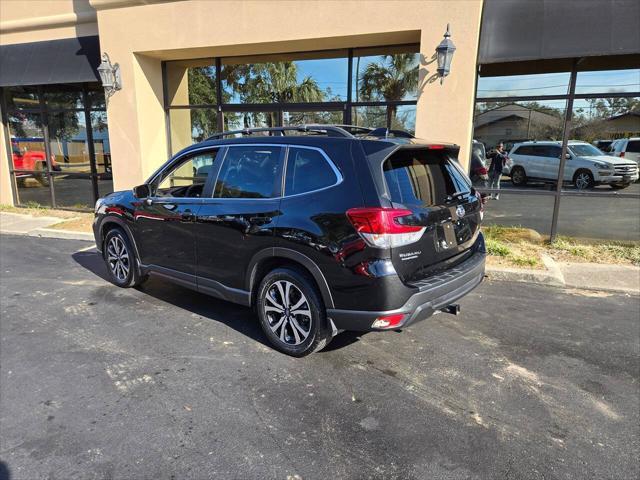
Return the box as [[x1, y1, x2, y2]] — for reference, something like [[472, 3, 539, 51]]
[[620, 152, 625, 158], [346, 207, 425, 248]]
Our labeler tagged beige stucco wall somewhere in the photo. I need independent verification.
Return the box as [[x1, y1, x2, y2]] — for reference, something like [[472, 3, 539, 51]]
[[94, 0, 483, 190], [0, 108, 13, 205]]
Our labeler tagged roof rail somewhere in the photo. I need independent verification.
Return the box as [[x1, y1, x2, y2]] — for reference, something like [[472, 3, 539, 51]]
[[205, 125, 354, 140], [368, 128, 415, 139]]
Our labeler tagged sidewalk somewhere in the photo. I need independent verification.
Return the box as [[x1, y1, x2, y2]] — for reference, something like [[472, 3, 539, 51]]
[[1, 211, 638, 294], [0, 211, 94, 242]]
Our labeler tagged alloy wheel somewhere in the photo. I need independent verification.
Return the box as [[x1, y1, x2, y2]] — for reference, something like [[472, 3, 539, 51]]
[[107, 235, 130, 282], [575, 172, 591, 190], [264, 280, 312, 345]]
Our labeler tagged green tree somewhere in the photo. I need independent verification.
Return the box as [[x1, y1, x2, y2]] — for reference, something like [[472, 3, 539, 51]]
[[358, 53, 419, 125]]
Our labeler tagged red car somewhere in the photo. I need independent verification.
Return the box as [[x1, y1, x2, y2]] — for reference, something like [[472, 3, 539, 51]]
[[11, 139, 59, 186]]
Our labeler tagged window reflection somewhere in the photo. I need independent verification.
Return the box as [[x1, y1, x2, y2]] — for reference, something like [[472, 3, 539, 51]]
[[283, 110, 343, 126], [170, 108, 218, 154], [51, 175, 94, 209], [352, 46, 419, 102], [15, 173, 52, 207], [7, 112, 48, 172], [5, 86, 40, 110], [222, 51, 348, 104], [477, 72, 571, 99], [43, 84, 84, 109], [90, 111, 112, 175], [48, 111, 90, 173]]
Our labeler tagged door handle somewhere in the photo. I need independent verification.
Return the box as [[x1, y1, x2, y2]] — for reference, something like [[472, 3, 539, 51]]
[[249, 216, 272, 225]]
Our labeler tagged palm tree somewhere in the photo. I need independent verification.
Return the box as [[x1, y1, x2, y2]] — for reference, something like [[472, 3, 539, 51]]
[[358, 53, 419, 128]]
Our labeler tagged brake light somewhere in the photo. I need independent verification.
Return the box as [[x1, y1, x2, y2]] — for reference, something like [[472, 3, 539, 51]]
[[371, 313, 406, 329], [620, 151, 625, 158], [427, 145, 446, 150], [346, 208, 425, 248]]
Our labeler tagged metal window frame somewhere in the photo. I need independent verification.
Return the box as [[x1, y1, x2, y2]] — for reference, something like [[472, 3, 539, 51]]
[[473, 59, 640, 242], [162, 45, 420, 157]]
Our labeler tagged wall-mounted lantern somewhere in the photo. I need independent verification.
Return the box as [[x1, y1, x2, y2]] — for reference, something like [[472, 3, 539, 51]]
[[436, 24, 456, 84], [97, 52, 122, 105]]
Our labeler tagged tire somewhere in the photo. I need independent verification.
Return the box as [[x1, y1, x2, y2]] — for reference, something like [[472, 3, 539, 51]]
[[103, 228, 145, 288], [35, 162, 49, 187], [573, 170, 594, 190], [511, 166, 527, 186], [256, 267, 331, 357], [609, 183, 630, 190]]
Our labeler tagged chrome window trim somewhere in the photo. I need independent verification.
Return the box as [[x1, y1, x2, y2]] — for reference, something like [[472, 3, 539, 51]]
[[202, 143, 343, 201]]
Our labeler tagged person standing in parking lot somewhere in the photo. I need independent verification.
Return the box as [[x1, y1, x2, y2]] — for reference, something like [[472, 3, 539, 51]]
[[488, 142, 509, 200]]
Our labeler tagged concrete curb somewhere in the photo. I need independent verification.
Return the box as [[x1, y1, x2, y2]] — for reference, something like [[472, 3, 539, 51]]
[[28, 228, 95, 242], [486, 253, 565, 288]]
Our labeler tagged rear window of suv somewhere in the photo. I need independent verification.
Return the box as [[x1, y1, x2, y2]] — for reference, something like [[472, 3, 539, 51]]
[[383, 149, 470, 206], [627, 141, 640, 153]]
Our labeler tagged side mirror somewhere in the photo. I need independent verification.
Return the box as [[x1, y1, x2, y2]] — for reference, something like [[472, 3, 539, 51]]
[[133, 184, 151, 199]]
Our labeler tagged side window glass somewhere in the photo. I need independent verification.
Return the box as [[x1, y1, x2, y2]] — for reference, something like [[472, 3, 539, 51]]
[[547, 146, 562, 158], [155, 150, 217, 198], [285, 147, 338, 196], [627, 141, 640, 153], [214, 146, 283, 198]]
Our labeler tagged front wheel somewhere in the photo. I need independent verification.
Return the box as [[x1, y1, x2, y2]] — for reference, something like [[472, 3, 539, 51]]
[[573, 170, 594, 190], [103, 228, 146, 288], [256, 267, 331, 356]]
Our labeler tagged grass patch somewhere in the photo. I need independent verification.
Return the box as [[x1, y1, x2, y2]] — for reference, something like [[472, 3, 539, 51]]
[[550, 236, 640, 266], [486, 238, 511, 257]]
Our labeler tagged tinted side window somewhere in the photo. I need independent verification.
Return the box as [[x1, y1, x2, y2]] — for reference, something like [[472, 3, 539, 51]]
[[627, 141, 640, 153], [155, 150, 218, 198], [546, 146, 562, 158], [285, 147, 338, 196], [529, 146, 547, 157], [214, 146, 283, 198], [514, 145, 532, 156]]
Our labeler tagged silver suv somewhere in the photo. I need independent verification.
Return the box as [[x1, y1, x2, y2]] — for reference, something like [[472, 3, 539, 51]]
[[507, 141, 639, 190], [610, 138, 640, 167]]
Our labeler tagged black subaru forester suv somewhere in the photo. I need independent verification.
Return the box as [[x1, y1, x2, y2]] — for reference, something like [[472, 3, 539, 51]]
[[94, 126, 486, 356]]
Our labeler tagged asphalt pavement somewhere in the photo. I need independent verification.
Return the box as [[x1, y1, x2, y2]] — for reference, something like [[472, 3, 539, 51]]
[[1, 235, 639, 480]]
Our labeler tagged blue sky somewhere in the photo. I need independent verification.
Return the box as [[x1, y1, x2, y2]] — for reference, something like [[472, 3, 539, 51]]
[[477, 69, 640, 97]]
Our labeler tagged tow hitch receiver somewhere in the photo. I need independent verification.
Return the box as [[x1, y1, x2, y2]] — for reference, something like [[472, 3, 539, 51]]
[[440, 304, 461, 315]]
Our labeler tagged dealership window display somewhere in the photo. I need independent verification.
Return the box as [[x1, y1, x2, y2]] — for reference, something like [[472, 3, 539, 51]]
[[1, 83, 112, 209], [472, 68, 640, 242]]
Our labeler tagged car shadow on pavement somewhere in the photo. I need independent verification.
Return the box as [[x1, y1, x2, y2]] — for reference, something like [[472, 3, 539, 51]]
[[72, 251, 270, 348]]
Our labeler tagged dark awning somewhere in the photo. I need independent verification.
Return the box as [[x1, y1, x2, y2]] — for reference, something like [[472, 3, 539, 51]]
[[478, 0, 640, 75], [0, 35, 101, 87]]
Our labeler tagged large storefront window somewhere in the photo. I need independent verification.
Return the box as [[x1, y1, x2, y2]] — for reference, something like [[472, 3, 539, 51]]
[[164, 45, 419, 154], [2, 83, 112, 209], [472, 68, 640, 242]]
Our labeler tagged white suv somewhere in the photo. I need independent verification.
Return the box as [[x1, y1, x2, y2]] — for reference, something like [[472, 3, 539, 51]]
[[609, 138, 640, 167], [507, 141, 639, 190]]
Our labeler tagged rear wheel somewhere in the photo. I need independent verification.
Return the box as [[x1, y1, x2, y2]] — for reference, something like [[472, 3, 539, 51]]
[[256, 267, 331, 357], [511, 166, 527, 186], [573, 170, 594, 190], [35, 162, 49, 186], [103, 228, 145, 288]]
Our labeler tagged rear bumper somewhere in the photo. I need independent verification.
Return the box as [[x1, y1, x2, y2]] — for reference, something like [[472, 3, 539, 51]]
[[327, 242, 486, 331]]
